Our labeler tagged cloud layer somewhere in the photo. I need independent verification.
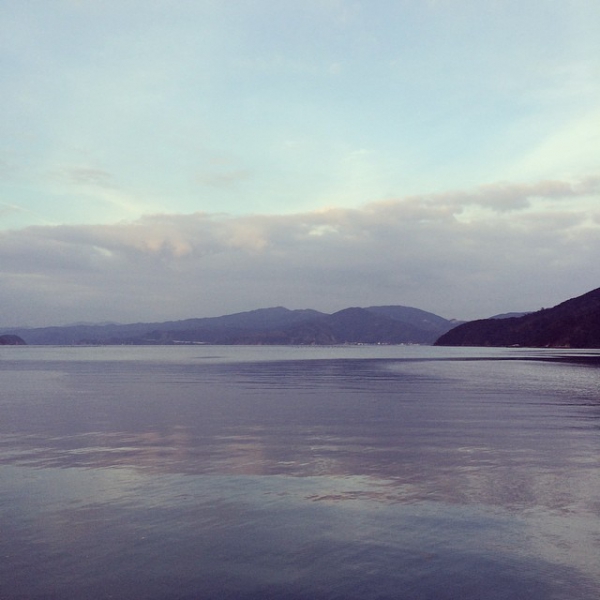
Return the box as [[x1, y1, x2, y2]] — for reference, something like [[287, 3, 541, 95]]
[[2, 176, 599, 326]]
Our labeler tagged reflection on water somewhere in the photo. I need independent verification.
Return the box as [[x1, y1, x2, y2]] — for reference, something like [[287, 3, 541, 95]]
[[1, 346, 599, 599]]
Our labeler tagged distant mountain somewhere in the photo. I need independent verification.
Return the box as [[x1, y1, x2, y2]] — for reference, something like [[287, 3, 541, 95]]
[[365, 305, 458, 332], [275, 307, 450, 345], [489, 312, 531, 320], [3, 305, 456, 346], [435, 287, 600, 348], [2, 307, 326, 345], [0, 334, 26, 345]]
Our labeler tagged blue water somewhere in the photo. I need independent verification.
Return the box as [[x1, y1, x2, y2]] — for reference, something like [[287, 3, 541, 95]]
[[1, 345, 599, 599]]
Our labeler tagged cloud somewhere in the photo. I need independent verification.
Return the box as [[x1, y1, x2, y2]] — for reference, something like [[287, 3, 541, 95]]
[[1, 176, 599, 326], [42, 164, 166, 221], [0, 203, 23, 218], [0, 201, 54, 227], [58, 167, 115, 188], [196, 169, 252, 188], [378, 178, 600, 219], [0, 158, 14, 180]]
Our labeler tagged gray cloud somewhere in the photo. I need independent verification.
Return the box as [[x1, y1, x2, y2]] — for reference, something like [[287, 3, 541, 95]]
[[379, 178, 600, 216], [1, 176, 599, 326]]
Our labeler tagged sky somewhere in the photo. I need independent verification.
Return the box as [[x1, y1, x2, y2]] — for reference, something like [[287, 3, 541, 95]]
[[1, 0, 599, 327]]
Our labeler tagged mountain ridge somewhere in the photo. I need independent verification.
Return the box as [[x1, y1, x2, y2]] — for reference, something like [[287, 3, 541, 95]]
[[7, 286, 599, 347], [2, 305, 457, 346], [435, 287, 600, 348]]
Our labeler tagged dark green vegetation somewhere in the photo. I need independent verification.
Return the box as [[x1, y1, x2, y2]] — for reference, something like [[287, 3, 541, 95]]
[[3, 306, 458, 346], [436, 287, 600, 348]]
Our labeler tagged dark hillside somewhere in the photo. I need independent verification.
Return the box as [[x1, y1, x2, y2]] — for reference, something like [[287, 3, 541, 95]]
[[436, 287, 600, 348], [0, 334, 26, 345]]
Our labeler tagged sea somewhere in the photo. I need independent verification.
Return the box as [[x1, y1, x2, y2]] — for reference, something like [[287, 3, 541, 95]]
[[1, 345, 599, 600]]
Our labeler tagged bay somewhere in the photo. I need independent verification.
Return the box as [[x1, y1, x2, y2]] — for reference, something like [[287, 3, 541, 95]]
[[0, 345, 599, 599]]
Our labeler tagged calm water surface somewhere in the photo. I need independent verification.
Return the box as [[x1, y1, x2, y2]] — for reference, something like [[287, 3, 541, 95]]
[[1, 345, 599, 599]]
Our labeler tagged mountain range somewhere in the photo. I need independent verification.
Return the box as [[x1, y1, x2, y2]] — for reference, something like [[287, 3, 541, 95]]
[[4, 286, 599, 347], [2, 305, 459, 346]]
